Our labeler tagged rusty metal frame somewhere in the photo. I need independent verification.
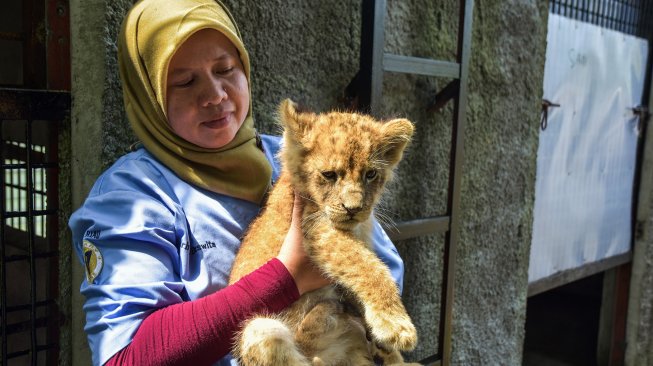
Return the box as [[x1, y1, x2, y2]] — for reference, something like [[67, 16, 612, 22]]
[[47, 0, 71, 90], [355, 1, 474, 365]]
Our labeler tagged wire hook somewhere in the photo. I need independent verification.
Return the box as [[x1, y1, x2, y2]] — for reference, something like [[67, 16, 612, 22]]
[[541, 99, 560, 131]]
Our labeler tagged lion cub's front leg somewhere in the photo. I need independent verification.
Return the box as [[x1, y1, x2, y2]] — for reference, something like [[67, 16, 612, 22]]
[[307, 229, 418, 352]]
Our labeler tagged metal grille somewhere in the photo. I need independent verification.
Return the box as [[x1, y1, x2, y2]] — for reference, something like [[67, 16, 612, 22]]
[[549, 0, 653, 39], [0, 89, 69, 365], [0, 0, 70, 363]]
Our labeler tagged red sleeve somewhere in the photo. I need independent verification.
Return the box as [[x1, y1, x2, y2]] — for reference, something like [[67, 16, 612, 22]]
[[104, 258, 299, 366]]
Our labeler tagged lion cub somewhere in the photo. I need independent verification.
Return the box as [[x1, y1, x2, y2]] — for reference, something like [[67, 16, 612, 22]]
[[229, 99, 419, 366]]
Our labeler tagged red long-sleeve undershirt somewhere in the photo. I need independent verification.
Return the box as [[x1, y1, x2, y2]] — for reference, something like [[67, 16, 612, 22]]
[[104, 258, 299, 366]]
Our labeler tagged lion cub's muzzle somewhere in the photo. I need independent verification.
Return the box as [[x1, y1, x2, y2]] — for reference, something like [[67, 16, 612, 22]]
[[328, 203, 371, 230]]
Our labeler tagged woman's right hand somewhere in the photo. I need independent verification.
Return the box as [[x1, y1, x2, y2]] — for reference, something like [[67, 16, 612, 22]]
[[276, 194, 331, 295]]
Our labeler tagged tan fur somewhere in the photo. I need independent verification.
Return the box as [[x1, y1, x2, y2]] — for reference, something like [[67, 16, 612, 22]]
[[229, 99, 420, 366]]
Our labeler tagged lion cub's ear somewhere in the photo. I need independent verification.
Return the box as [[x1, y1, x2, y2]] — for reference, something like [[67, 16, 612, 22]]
[[380, 118, 414, 167], [278, 99, 314, 144]]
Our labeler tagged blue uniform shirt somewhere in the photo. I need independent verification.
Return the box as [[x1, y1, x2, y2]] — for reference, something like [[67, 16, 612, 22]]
[[69, 135, 404, 366]]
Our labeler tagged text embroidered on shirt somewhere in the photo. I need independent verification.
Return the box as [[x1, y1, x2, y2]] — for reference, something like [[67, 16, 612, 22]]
[[181, 240, 217, 255], [85, 229, 101, 239]]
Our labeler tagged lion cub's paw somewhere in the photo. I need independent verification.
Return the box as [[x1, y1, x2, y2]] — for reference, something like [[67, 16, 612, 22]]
[[366, 309, 418, 351]]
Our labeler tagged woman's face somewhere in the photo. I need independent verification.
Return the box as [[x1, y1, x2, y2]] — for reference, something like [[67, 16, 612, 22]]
[[166, 29, 249, 149]]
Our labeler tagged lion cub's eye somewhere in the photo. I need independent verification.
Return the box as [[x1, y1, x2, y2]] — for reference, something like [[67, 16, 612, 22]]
[[365, 170, 378, 180], [321, 171, 337, 181]]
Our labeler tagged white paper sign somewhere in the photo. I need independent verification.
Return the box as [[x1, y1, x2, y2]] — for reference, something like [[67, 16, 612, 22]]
[[529, 14, 648, 283]]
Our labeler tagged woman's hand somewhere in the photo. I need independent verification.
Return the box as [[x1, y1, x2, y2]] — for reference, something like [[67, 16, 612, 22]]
[[276, 194, 331, 295]]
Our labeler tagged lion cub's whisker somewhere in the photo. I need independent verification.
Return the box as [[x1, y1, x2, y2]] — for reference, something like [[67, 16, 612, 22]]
[[373, 211, 399, 233]]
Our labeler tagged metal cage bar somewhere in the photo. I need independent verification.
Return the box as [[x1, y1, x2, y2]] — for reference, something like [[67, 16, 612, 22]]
[[440, 2, 473, 364], [550, 0, 653, 38], [26, 117, 38, 365], [1, 116, 8, 366]]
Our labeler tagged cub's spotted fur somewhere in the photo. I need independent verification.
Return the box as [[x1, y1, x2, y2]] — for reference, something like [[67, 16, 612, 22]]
[[229, 99, 419, 366]]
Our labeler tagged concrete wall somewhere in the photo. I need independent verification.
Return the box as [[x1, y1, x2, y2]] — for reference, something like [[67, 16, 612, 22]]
[[626, 77, 653, 366], [437, 1, 546, 363], [67, 0, 547, 364]]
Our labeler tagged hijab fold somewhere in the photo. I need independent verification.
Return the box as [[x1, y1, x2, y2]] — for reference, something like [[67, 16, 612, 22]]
[[118, 0, 272, 204]]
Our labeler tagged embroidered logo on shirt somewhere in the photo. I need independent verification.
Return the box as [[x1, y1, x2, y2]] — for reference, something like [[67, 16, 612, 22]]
[[83, 240, 103, 284]]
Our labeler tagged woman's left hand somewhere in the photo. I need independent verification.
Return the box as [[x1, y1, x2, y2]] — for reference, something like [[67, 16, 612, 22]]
[[276, 194, 331, 295]]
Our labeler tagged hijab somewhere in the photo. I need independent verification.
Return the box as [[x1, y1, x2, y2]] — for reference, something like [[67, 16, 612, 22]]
[[118, 0, 271, 204]]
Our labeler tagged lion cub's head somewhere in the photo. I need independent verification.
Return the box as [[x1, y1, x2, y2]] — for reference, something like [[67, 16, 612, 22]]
[[278, 99, 414, 231]]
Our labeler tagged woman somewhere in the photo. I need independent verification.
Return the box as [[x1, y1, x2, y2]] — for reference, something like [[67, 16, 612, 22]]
[[69, 0, 405, 365]]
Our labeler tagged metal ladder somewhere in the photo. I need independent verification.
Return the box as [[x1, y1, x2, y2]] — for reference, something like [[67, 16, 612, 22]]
[[352, 1, 474, 364]]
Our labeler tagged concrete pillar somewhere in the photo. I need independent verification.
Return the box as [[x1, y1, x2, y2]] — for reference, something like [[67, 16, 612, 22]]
[[69, 0, 134, 364], [626, 61, 653, 366]]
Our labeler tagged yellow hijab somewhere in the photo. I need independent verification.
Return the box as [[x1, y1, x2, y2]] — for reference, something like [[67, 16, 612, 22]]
[[118, 0, 271, 204]]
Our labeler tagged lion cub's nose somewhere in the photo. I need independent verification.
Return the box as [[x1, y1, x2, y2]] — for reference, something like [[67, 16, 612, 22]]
[[342, 203, 362, 216]]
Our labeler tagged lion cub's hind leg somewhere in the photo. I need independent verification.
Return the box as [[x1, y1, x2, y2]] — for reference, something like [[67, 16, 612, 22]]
[[372, 344, 423, 366], [295, 300, 375, 366], [236, 317, 311, 366]]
